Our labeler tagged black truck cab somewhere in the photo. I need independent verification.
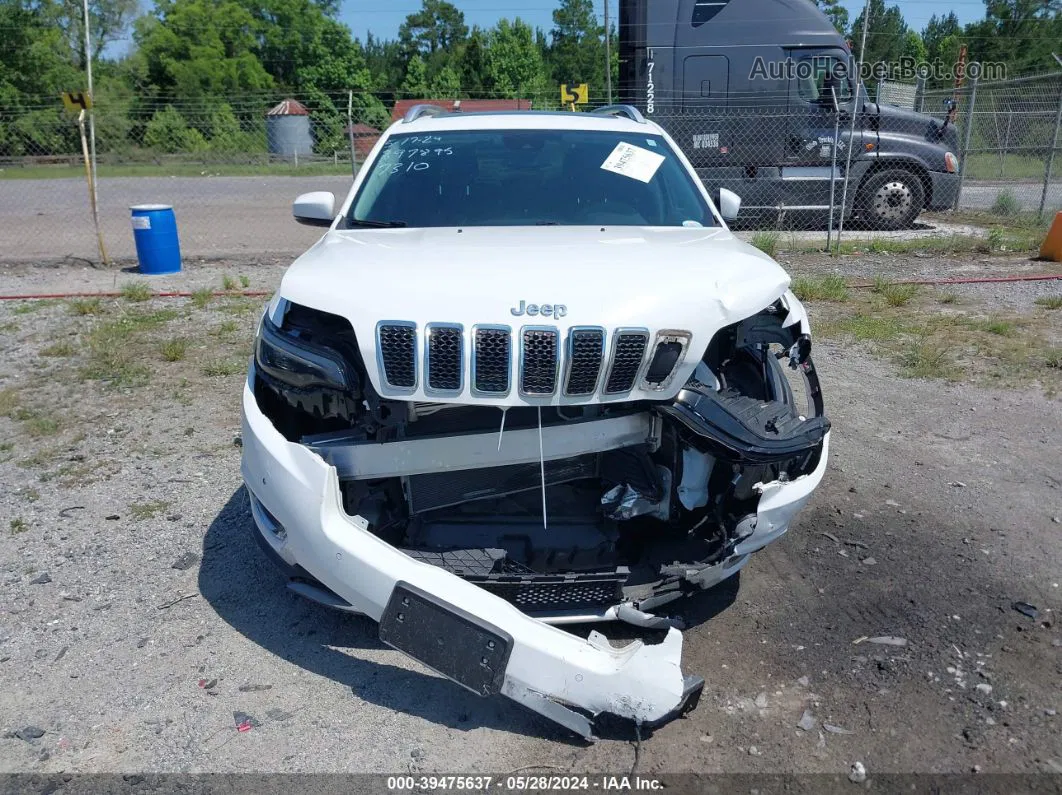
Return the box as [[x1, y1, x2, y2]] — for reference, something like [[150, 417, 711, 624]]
[[618, 0, 961, 228]]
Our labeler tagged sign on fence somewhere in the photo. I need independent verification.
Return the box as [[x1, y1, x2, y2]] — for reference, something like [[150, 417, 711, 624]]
[[61, 91, 92, 113], [560, 83, 589, 105]]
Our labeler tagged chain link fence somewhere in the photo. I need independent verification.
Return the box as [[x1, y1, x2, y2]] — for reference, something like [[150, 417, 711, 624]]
[[922, 71, 1062, 217], [1, 80, 1060, 264]]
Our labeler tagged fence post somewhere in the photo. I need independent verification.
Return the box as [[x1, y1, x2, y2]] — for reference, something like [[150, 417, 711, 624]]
[[1002, 111, 1013, 178], [347, 90, 357, 180], [827, 88, 841, 251], [1038, 80, 1062, 219], [954, 74, 978, 212], [915, 75, 926, 112]]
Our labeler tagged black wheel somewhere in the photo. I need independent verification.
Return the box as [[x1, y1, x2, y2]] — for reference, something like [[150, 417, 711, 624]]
[[857, 168, 925, 230]]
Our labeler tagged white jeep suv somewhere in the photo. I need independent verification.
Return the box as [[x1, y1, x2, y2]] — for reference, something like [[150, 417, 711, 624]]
[[240, 105, 830, 739]]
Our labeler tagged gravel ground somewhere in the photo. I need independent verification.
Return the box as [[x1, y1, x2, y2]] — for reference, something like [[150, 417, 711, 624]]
[[1, 256, 1061, 778], [1, 172, 1056, 263]]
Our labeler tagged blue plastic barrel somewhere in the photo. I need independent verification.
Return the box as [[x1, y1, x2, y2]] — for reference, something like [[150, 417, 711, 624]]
[[130, 204, 182, 274]]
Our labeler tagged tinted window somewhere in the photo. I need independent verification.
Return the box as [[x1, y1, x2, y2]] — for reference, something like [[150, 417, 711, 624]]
[[796, 55, 853, 106], [349, 129, 716, 228], [692, 0, 730, 26]]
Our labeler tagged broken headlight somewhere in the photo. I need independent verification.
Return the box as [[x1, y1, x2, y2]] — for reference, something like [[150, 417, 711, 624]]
[[254, 313, 354, 392]]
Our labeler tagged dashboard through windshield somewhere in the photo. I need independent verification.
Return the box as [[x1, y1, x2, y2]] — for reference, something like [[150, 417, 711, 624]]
[[347, 128, 717, 229]]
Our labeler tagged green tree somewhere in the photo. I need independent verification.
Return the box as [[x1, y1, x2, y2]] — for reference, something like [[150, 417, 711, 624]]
[[0, 1, 81, 155], [134, 0, 274, 99], [814, 0, 849, 34], [485, 18, 548, 98], [429, 65, 462, 97], [548, 0, 605, 95], [900, 30, 928, 64], [964, 0, 1062, 76], [398, 0, 468, 58], [364, 32, 405, 91], [458, 26, 489, 94], [922, 12, 962, 62], [401, 54, 429, 97], [55, 0, 140, 69], [850, 0, 908, 69]]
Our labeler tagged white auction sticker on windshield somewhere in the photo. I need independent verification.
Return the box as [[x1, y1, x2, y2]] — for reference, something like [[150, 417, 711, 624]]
[[600, 142, 665, 183]]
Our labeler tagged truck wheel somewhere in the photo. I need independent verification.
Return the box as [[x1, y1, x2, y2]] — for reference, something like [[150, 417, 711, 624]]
[[857, 169, 925, 230]]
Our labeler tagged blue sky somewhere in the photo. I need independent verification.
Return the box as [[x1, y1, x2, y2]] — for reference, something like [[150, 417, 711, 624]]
[[339, 0, 987, 44]]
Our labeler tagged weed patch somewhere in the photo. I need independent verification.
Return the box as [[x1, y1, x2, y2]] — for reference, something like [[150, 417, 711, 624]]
[[190, 288, 214, 309], [201, 359, 244, 377], [68, 297, 104, 315], [872, 278, 919, 307], [41, 340, 76, 357], [750, 231, 780, 257], [121, 282, 152, 302], [791, 274, 849, 302], [160, 338, 187, 362]]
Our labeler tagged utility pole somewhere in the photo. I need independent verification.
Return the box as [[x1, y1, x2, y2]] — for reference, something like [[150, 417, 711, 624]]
[[604, 0, 613, 104], [82, 0, 107, 264]]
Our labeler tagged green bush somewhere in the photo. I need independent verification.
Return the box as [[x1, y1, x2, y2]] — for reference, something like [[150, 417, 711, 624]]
[[208, 103, 264, 153], [143, 106, 208, 154], [990, 190, 1020, 217]]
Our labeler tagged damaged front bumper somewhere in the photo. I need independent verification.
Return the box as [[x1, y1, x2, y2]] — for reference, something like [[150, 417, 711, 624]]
[[240, 373, 830, 738]]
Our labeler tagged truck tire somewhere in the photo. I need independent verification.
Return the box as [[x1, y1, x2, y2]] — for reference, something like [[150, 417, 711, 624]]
[[857, 168, 925, 230]]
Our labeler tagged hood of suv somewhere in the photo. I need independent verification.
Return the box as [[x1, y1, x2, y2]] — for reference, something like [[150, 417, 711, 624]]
[[277, 226, 791, 405]]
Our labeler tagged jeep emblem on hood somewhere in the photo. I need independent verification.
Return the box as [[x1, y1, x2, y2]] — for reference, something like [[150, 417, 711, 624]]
[[511, 300, 567, 319]]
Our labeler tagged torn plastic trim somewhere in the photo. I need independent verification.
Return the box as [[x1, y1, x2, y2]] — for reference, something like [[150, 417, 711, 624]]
[[657, 384, 830, 463], [240, 378, 700, 738], [779, 289, 811, 336]]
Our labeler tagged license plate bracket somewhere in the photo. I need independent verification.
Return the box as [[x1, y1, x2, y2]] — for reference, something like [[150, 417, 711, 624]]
[[379, 581, 513, 696]]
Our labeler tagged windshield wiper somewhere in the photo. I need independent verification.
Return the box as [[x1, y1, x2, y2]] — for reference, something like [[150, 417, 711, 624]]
[[349, 218, 407, 228], [534, 220, 560, 225]]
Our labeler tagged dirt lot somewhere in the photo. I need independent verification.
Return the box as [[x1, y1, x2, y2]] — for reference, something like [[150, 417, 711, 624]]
[[1, 252, 1061, 780]]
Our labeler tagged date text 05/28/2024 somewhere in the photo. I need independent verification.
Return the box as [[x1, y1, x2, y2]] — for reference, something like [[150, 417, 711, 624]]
[[386, 775, 665, 791]]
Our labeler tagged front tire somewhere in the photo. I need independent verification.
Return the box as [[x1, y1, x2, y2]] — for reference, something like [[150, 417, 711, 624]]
[[857, 168, 925, 230]]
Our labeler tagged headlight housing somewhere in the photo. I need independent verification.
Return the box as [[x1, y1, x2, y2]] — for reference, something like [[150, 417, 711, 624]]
[[254, 312, 353, 392], [944, 152, 959, 173]]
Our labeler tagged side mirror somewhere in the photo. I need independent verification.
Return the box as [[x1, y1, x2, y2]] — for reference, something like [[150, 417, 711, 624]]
[[715, 188, 741, 221], [293, 191, 335, 227]]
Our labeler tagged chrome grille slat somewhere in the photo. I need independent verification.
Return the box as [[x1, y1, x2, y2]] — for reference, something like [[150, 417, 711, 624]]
[[425, 324, 463, 393], [519, 327, 559, 395], [472, 326, 512, 395], [374, 324, 679, 399], [564, 328, 605, 396], [604, 330, 649, 394], [377, 322, 417, 390]]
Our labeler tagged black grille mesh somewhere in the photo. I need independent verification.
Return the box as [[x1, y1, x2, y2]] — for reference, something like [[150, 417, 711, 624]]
[[378, 324, 416, 388], [520, 329, 558, 394], [427, 326, 462, 391], [476, 572, 626, 612], [473, 328, 511, 393], [565, 329, 604, 395], [605, 332, 648, 393]]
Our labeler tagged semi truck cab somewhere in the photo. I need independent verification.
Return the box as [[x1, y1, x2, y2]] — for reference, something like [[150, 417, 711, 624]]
[[618, 0, 962, 229]]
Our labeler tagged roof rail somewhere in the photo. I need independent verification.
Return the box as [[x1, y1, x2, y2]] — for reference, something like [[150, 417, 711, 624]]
[[590, 104, 647, 124], [403, 104, 448, 124]]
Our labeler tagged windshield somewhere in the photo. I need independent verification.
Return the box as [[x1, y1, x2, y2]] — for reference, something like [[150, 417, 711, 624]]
[[348, 128, 716, 228]]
